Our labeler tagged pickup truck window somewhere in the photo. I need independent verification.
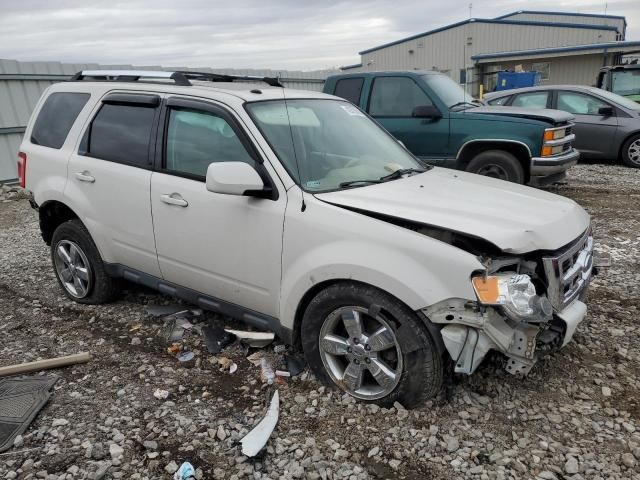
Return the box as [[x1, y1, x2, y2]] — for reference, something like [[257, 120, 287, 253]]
[[334, 78, 364, 105], [511, 92, 549, 109], [247, 99, 423, 192], [165, 108, 255, 178], [369, 77, 432, 117], [422, 74, 477, 109]]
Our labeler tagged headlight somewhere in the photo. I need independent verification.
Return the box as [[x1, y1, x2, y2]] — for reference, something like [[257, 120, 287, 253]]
[[472, 273, 552, 320]]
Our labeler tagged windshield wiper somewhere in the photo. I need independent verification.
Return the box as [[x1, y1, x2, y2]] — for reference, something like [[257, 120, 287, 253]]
[[338, 179, 382, 189], [379, 168, 426, 182]]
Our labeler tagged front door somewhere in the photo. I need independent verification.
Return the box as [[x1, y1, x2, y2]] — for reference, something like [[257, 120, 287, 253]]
[[366, 76, 450, 164], [554, 90, 618, 158], [150, 97, 286, 317]]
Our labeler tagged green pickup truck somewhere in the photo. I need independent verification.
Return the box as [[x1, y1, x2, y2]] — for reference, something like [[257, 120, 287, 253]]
[[323, 71, 579, 185]]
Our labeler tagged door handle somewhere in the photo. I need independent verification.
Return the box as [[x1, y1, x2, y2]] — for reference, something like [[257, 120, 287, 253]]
[[74, 171, 95, 183], [160, 193, 188, 207]]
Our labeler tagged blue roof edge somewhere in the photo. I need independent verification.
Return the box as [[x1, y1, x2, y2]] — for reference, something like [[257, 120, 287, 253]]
[[471, 41, 640, 60], [358, 18, 620, 55]]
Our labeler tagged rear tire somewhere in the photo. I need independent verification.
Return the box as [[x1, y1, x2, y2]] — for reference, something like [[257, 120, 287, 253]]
[[301, 282, 443, 407], [51, 219, 120, 304], [466, 150, 525, 183], [621, 133, 640, 168]]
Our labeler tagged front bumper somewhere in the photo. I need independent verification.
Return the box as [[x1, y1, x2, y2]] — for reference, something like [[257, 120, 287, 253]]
[[530, 148, 580, 177]]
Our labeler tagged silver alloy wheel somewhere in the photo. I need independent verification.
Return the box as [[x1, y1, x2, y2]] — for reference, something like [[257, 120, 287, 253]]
[[53, 240, 92, 298], [629, 139, 640, 165], [318, 306, 403, 400]]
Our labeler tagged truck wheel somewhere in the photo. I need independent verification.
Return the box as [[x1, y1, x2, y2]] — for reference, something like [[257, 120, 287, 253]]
[[466, 150, 524, 183], [621, 134, 640, 168], [301, 282, 443, 407], [51, 219, 120, 304]]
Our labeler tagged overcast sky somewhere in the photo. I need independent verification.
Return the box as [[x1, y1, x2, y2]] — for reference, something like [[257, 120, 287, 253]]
[[0, 0, 638, 71]]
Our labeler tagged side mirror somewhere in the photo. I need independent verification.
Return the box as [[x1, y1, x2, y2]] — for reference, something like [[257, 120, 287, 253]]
[[412, 105, 442, 119], [206, 162, 265, 197], [598, 106, 615, 117]]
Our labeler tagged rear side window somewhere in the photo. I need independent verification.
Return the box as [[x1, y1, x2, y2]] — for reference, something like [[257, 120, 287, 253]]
[[334, 78, 364, 105], [31, 92, 90, 149], [511, 92, 549, 109], [86, 104, 156, 166]]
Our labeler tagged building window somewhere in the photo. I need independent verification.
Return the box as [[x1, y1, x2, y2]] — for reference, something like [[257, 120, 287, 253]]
[[532, 62, 551, 81]]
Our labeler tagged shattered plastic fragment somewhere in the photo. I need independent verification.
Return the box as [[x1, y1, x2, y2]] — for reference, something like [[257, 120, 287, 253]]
[[173, 461, 196, 480], [285, 354, 306, 377], [229, 362, 238, 374], [275, 370, 290, 377], [224, 328, 275, 348], [240, 390, 280, 457], [202, 324, 235, 354], [177, 351, 194, 362], [260, 358, 275, 385]]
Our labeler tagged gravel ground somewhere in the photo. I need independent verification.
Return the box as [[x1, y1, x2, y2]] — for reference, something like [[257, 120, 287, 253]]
[[0, 164, 639, 480]]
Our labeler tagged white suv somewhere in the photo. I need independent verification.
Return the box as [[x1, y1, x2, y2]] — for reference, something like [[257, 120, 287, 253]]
[[20, 70, 594, 406]]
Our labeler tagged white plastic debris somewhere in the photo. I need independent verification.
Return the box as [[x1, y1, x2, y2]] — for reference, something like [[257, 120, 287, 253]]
[[153, 388, 169, 400], [173, 461, 196, 480], [240, 390, 280, 457], [224, 328, 275, 348]]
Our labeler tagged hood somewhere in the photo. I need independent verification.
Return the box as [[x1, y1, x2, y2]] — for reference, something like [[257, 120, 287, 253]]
[[315, 168, 589, 254], [470, 105, 574, 124]]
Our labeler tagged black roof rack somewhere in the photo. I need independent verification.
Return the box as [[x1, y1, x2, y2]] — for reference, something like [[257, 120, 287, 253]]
[[68, 70, 284, 88]]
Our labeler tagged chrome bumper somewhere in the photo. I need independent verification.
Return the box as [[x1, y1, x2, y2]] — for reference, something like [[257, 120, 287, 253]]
[[531, 148, 580, 176]]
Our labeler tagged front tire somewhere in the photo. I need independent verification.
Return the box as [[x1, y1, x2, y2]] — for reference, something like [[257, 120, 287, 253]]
[[621, 133, 640, 168], [51, 219, 119, 304], [466, 150, 525, 183], [301, 282, 443, 407]]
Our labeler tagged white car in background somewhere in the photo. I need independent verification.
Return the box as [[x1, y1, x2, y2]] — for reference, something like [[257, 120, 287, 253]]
[[19, 70, 594, 406]]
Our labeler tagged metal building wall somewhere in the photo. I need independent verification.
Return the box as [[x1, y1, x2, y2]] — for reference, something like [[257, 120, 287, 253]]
[[0, 59, 331, 183], [498, 12, 626, 37]]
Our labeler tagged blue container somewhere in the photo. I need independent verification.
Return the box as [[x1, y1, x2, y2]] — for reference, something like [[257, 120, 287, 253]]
[[496, 71, 540, 91]]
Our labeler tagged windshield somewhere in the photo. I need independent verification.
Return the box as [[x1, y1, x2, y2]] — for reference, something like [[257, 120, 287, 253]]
[[590, 86, 640, 111], [422, 73, 477, 109], [246, 99, 425, 192], [610, 69, 640, 99]]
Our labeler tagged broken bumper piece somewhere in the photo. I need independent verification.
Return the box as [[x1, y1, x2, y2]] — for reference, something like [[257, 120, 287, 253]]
[[424, 297, 587, 376]]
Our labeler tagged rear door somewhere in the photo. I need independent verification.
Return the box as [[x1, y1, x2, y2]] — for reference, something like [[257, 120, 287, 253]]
[[553, 90, 618, 158], [65, 92, 162, 277], [366, 76, 450, 162]]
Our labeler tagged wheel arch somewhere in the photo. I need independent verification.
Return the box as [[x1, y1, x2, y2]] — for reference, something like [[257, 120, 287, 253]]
[[39, 200, 82, 245], [291, 278, 446, 357], [457, 140, 532, 181], [618, 130, 640, 160]]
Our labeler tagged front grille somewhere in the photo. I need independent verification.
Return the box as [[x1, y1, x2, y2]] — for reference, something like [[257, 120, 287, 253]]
[[542, 227, 593, 311]]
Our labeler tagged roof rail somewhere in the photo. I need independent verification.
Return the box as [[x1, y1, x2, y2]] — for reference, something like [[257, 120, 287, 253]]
[[175, 71, 284, 87], [68, 70, 284, 88], [69, 70, 191, 86]]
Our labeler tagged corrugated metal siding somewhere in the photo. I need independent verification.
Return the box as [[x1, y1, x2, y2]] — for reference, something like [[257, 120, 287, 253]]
[[0, 59, 332, 183], [502, 13, 625, 36]]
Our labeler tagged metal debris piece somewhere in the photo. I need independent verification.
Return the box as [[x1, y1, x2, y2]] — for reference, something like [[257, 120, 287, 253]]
[[240, 390, 280, 457], [202, 324, 236, 354], [224, 329, 275, 348]]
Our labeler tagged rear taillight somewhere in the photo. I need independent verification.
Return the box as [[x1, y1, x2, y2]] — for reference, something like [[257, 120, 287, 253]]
[[17, 152, 27, 188]]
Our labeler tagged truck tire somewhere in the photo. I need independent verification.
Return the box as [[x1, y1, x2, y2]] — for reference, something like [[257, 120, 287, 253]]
[[466, 150, 525, 183], [621, 133, 640, 168], [51, 219, 120, 304], [301, 282, 443, 407]]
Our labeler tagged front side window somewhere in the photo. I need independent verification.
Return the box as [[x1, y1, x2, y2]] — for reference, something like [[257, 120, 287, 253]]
[[247, 99, 424, 192], [511, 92, 549, 109], [369, 77, 432, 116], [165, 108, 255, 178], [557, 91, 608, 115], [334, 78, 364, 105], [86, 104, 155, 166], [31, 92, 90, 149]]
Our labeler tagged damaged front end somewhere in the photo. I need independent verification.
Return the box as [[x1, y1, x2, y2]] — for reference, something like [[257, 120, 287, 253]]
[[424, 227, 594, 376]]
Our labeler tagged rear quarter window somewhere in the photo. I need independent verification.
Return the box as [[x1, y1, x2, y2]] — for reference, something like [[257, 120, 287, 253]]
[[488, 96, 511, 106], [334, 78, 364, 105], [31, 92, 90, 149]]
